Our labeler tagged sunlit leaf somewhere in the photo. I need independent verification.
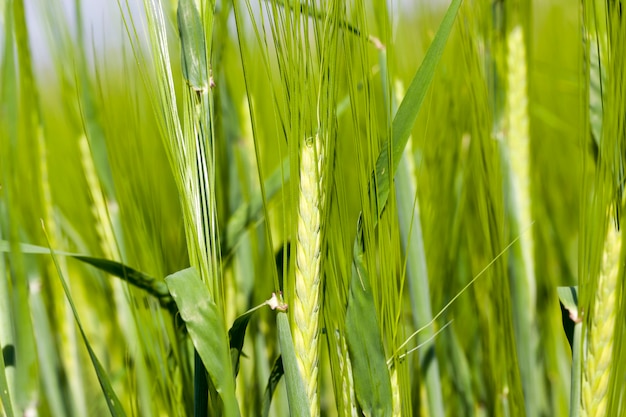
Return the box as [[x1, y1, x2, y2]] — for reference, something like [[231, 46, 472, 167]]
[[165, 267, 240, 417]]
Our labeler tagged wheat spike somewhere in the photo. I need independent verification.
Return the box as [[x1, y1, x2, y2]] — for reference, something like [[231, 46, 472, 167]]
[[334, 329, 358, 417], [506, 25, 535, 304], [582, 220, 621, 417], [293, 133, 326, 417]]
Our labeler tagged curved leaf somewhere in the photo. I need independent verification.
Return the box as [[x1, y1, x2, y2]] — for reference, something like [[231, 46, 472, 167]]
[[165, 267, 240, 417], [73, 256, 174, 308], [229, 304, 261, 376], [0, 241, 174, 310], [345, 218, 392, 416], [372, 0, 462, 217]]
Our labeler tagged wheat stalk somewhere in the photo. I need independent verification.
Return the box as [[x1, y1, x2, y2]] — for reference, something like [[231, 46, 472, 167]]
[[581, 219, 621, 417], [293, 133, 326, 417]]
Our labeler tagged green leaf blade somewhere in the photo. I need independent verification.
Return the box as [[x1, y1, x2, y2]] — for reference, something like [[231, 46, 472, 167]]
[[165, 267, 240, 417], [373, 0, 462, 217], [345, 221, 393, 417]]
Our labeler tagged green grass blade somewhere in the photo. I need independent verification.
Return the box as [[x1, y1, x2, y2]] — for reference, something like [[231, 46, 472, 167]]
[[165, 267, 240, 417], [372, 0, 462, 217], [345, 218, 393, 417], [44, 227, 127, 417], [72, 256, 173, 307], [0, 241, 75, 255], [228, 300, 276, 376], [0, 241, 173, 308], [277, 312, 310, 417]]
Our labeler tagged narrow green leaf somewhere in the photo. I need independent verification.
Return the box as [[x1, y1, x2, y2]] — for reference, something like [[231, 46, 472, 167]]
[[276, 312, 310, 417], [178, 0, 208, 91], [0, 240, 175, 310], [228, 302, 269, 376], [0, 241, 74, 256], [373, 0, 462, 217], [345, 218, 393, 417], [72, 256, 174, 308], [261, 356, 284, 417], [44, 230, 126, 417], [165, 267, 240, 417]]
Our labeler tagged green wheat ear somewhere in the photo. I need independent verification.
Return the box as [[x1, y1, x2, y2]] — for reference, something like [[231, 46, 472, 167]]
[[292, 133, 326, 417], [582, 219, 620, 417], [506, 25, 533, 291]]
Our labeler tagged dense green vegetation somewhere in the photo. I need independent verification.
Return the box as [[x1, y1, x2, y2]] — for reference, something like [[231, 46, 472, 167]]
[[1, 0, 624, 416]]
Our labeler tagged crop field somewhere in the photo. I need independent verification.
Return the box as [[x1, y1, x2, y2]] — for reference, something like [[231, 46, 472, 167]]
[[1, 0, 624, 416]]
